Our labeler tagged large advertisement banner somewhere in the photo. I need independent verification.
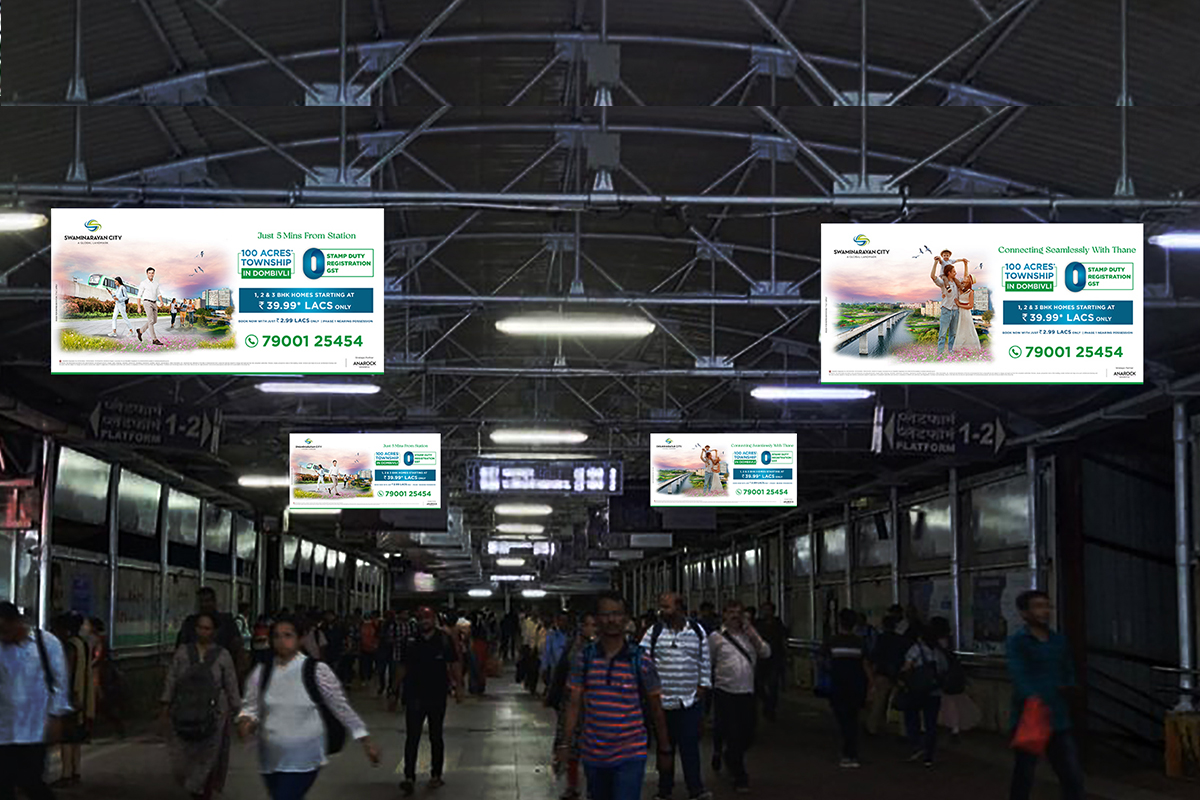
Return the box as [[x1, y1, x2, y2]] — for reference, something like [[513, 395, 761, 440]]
[[51, 208, 384, 374], [820, 223, 1143, 384], [650, 434, 797, 507], [289, 433, 441, 510]]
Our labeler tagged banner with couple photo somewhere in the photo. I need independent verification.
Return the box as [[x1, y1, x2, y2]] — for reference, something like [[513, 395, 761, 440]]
[[289, 433, 441, 510], [650, 433, 797, 507], [820, 222, 1144, 384], [51, 208, 384, 374]]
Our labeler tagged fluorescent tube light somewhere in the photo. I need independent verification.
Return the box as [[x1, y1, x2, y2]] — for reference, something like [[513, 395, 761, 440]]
[[495, 557, 526, 567], [238, 475, 291, 487], [490, 574, 535, 582], [0, 212, 49, 232], [1149, 232, 1200, 249], [494, 503, 553, 517], [467, 588, 493, 598], [489, 429, 588, 445], [256, 382, 381, 395], [750, 386, 876, 401], [496, 314, 655, 338], [289, 508, 342, 516], [521, 589, 547, 598], [497, 523, 545, 535], [481, 452, 597, 460]]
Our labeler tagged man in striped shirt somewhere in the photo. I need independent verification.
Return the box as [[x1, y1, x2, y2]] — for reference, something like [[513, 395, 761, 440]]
[[559, 592, 672, 800], [640, 593, 711, 800]]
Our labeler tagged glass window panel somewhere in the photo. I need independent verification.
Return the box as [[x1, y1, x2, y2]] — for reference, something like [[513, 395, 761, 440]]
[[905, 575, 955, 626], [203, 505, 232, 554], [282, 535, 299, 569], [857, 512, 893, 567], [820, 525, 847, 572], [167, 490, 200, 545], [165, 571, 199, 644], [904, 496, 952, 560], [300, 540, 314, 572], [791, 535, 812, 576], [117, 470, 160, 537], [114, 566, 159, 648], [55, 448, 109, 525], [740, 548, 757, 584], [0, 531, 12, 603], [967, 476, 1030, 552], [236, 517, 256, 560], [52, 558, 110, 623], [314, 544, 328, 576]]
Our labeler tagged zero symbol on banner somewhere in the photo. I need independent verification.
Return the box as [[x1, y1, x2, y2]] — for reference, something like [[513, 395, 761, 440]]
[[303, 248, 326, 279], [1065, 261, 1087, 293]]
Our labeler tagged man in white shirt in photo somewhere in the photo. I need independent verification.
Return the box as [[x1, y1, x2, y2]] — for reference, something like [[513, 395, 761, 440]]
[[708, 600, 771, 793], [135, 267, 165, 345]]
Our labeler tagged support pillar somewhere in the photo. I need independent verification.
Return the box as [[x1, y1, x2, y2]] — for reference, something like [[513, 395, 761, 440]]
[[1174, 400, 1195, 709], [843, 503, 853, 608], [807, 513, 817, 641], [158, 484, 170, 649], [1028, 445, 1040, 588], [949, 467, 962, 647], [38, 437, 57, 628], [107, 463, 119, 645], [889, 486, 901, 604]]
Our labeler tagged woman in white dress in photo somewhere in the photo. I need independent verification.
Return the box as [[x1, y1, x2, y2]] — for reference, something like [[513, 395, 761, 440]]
[[953, 265, 982, 352]]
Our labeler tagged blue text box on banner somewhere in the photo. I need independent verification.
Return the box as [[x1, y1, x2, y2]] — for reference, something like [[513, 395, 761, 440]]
[[732, 468, 794, 480], [1002, 300, 1133, 325], [240, 287, 374, 314], [375, 469, 438, 482]]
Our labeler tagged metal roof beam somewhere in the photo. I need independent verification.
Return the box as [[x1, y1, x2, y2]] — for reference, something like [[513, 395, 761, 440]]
[[353, 0, 468, 102], [737, 0, 848, 105]]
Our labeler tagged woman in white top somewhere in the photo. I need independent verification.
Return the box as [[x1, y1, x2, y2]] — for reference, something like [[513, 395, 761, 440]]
[[238, 616, 380, 800], [952, 265, 982, 352], [106, 277, 132, 337]]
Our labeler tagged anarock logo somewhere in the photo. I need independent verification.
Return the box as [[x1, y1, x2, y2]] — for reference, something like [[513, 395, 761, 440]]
[[853, 234, 869, 246], [84, 220, 102, 232]]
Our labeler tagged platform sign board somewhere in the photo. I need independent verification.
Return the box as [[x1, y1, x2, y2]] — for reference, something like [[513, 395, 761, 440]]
[[289, 433, 441, 510], [877, 409, 1006, 459], [51, 208, 384, 374], [820, 222, 1143, 384], [650, 433, 797, 507], [88, 397, 219, 452]]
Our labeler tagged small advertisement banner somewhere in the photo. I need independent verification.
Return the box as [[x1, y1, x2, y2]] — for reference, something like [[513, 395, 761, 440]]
[[650, 433, 797, 507], [289, 433, 441, 510], [820, 223, 1143, 384], [51, 208, 384, 374]]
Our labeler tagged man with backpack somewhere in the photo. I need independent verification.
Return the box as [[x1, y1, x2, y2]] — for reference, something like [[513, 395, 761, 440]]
[[0, 601, 72, 800], [867, 614, 909, 736], [558, 592, 672, 800], [708, 600, 771, 793], [396, 606, 461, 796], [541, 613, 571, 697], [640, 593, 712, 800]]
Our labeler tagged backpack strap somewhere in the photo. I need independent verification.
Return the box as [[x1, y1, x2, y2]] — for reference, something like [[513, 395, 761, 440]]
[[188, 642, 200, 666], [301, 657, 327, 712], [650, 621, 663, 660], [689, 620, 706, 658], [34, 629, 55, 693], [719, 629, 755, 667], [259, 657, 276, 695]]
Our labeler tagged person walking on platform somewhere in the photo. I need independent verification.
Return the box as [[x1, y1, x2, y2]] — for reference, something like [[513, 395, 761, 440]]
[[177, 586, 245, 665], [546, 612, 597, 800], [397, 606, 461, 795], [558, 592, 671, 800], [898, 617, 950, 767], [1007, 590, 1085, 800], [238, 616, 380, 800], [708, 600, 771, 793], [753, 602, 788, 722], [823, 608, 871, 768], [0, 602, 72, 800], [866, 614, 908, 736], [641, 593, 712, 800], [541, 613, 571, 701], [50, 613, 94, 789], [161, 612, 241, 800]]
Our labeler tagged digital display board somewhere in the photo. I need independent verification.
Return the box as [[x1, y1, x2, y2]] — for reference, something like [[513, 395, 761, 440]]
[[289, 433, 441, 510], [465, 459, 624, 496], [51, 208, 384, 374], [820, 222, 1143, 384]]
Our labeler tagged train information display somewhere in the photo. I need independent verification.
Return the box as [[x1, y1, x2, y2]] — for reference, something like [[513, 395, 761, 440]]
[[650, 433, 797, 507], [51, 208, 384, 374], [289, 433, 441, 510], [820, 222, 1144, 384]]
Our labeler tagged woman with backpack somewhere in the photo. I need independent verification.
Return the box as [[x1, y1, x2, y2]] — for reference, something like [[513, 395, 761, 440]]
[[897, 617, 951, 767], [237, 615, 381, 800], [160, 611, 241, 800], [51, 612, 95, 788]]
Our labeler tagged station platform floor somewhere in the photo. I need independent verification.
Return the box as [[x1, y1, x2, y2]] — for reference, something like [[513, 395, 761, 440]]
[[50, 676, 1193, 800]]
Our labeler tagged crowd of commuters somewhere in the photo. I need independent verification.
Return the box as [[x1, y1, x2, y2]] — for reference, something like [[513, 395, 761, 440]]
[[0, 584, 1086, 800]]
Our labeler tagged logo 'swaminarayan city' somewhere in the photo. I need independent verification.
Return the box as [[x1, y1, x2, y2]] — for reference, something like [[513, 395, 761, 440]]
[[854, 234, 869, 246], [84, 220, 101, 232]]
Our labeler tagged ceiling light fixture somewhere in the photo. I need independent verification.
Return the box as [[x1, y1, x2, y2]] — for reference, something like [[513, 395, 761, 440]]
[[490, 574, 535, 582], [489, 429, 588, 445], [288, 508, 342, 516], [494, 503, 553, 517], [495, 557, 526, 567], [495, 314, 655, 338], [0, 212, 49, 232], [256, 382, 381, 395], [521, 589, 548, 598], [238, 475, 291, 488], [1149, 232, 1200, 249], [497, 522, 545, 535], [467, 588, 493, 598], [750, 386, 876, 401], [481, 452, 597, 461]]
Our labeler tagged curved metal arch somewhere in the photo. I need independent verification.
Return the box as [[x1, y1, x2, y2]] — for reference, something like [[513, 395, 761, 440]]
[[92, 121, 1049, 198], [93, 32, 1027, 107]]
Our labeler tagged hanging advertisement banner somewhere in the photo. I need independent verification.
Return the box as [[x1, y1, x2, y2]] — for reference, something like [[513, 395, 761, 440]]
[[289, 433, 441, 510], [650, 433, 797, 507], [820, 222, 1143, 384], [51, 208, 384, 374]]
